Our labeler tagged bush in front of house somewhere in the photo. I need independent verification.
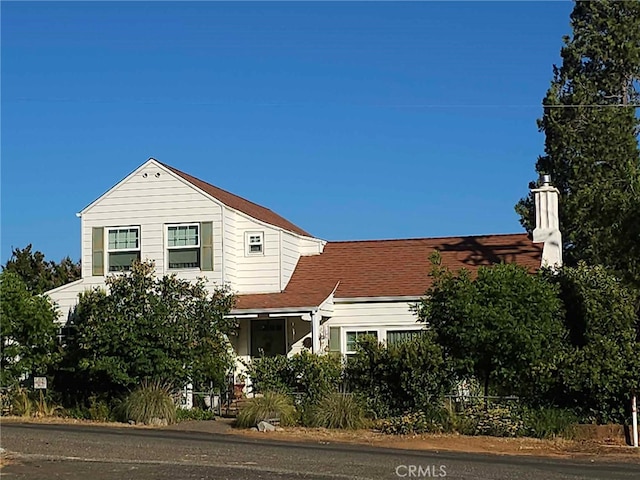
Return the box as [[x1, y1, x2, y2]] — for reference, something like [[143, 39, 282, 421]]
[[378, 408, 453, 435], [309, 392, 369, 429], [119, 380, 177, 425], [248, 351, 343, 403], [377, 404, 579, 439], [454, 405, 525, 437], [236, 391, 298, 428], [176, 407, 216, 422], [344, 333, 453, 419]]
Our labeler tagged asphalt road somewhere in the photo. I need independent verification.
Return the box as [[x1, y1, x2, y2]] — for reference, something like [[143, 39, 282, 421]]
[[1, 423, 638, 480]]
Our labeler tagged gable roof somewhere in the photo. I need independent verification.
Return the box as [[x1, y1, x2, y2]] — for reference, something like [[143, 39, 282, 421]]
[[235, 233, 542, 311], [160, 162, 311, 237]]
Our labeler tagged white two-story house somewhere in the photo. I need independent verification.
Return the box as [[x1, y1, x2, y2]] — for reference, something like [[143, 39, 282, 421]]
[[46, 159, 562, 373]]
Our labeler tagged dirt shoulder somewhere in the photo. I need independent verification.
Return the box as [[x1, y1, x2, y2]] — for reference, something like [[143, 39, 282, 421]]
[[2, 416, 639, 462], [234, 426, 640, 462]]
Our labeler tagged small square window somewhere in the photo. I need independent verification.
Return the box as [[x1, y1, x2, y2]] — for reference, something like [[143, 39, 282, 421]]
[[246, 232, 264, 255]]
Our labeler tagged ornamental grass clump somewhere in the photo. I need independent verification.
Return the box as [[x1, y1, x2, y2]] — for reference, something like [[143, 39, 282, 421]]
[[523, 407, 578, 439], [121, 381, 177, 425], [236, 391, 297, 428], [311, 392, 369, 429]]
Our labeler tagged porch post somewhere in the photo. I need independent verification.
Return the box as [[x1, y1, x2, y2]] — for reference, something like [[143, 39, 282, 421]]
[[311, 311, 321, 354]]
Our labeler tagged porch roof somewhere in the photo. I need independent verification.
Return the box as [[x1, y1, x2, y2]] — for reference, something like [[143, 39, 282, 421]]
[[235, 288, 333, 312]]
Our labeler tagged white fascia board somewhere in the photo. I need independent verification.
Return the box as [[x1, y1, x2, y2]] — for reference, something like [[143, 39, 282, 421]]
[[42, 279, 84, 296], [317, 282, 339, 317], [230, 306, 318, 315], [225, 314, 259, 319], [333, 296, 422, 304]]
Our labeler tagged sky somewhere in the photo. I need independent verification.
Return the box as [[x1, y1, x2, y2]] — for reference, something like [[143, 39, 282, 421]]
[[1, 1, 575, 264]]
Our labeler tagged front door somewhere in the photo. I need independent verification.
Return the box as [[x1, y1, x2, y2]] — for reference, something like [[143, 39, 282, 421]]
[[251, 319, 286, 357]]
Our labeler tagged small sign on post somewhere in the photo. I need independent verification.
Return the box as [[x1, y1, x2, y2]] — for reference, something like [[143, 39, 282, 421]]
[[33, 377, 47, 390]]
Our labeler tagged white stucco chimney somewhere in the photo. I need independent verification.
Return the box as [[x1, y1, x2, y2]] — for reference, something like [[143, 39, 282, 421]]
[[531, 174, 563, 268]]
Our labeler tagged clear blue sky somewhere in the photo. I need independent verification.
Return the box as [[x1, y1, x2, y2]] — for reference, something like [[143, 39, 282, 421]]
[[2, 1, 574, 263]]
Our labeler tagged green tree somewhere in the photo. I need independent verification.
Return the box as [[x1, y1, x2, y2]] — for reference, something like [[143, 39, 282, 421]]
[[416, 260, 566, 402], [552, 263, 640, 424], [516, 0, 640, 286], [3, 244, 81, 294], [60, 261, 236, 398], [0, 271, 60, 387]]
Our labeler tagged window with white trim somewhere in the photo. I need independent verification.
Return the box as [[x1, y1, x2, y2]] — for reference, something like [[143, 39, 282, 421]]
[[386, 330, 423, 346], [246, 232, 264, 255], [345, 330, 378, 354], [167, 224, 200, 269], [107, 227, 140, 272]]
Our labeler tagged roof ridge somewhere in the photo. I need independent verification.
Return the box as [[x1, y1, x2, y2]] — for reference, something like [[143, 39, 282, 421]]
[[326, 232, 529, 245], [159, 162, 278, 212], [157, 160, 312, 237]]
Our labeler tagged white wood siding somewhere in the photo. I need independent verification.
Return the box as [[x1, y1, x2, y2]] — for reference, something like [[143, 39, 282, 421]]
[[81, 163, 223, 284], [299, 236, 325, 256], [280, 232, 300, 290], [46, 278, 106, 323], [233, 215, 281, 294], [321, 300, 422, 352], [222, 208, 237, 290]]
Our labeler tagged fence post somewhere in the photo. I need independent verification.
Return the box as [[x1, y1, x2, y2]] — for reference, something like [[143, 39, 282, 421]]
[[632, 395, 638, 448]]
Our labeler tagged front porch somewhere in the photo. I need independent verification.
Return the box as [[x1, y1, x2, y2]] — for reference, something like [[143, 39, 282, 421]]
[[229, 311, 330, 384], [233, 315, 312, 359]]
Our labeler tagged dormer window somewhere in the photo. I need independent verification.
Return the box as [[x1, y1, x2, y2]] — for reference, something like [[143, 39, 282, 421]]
[[167, 224, 200, 269], [246, 232, 264, 255], [107, 227, 140, 272]]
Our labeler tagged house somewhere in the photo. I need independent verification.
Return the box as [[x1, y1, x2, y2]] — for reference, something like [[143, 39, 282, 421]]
[[46, 159, 562, 377]]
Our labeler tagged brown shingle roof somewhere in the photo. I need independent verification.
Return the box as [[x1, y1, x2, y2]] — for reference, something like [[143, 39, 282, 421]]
[[235, 233, 542, 311], [161, 162, 311, 237]]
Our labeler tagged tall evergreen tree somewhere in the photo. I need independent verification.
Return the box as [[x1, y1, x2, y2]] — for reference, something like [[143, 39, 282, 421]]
[[3, 245, 81, 294], [516, 0, 640, 286]]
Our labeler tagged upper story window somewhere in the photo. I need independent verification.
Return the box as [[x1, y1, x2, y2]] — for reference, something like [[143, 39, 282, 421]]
[[245, 232, 264, 256], [107, 227, 140, 272], [167, 224, 200, 269]]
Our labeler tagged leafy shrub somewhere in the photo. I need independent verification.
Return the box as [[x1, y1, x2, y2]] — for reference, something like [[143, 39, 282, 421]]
[[236, 392, 297, 428], [248, 351, 342, 403], [453, 405, 525, 437], [176, 407, 216, 422], [378, 408, 453, 435], [88, 395, 111, 421], [63, 405, 91, 420], [310, 392, 369, 429], [523, 407, 577, 439], [120, 381, 177, 425], [247, 355, 294, 394], [345, 333, 452, 418]]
